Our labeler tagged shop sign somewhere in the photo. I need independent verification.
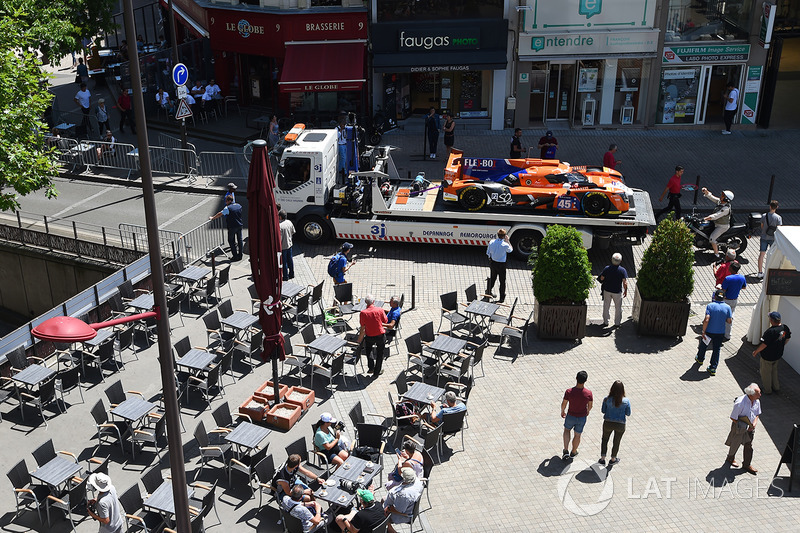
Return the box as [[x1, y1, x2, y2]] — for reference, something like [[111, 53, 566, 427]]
[[398, 29, 480, 51], [410, 65, 477, 73], [523, 0, 655, 32], [226, 19, 265, 38], [520, 30, 658, 56], [741, 66, 762, 125], [662, 44, 750, 64], [759, 2, 777, 49]]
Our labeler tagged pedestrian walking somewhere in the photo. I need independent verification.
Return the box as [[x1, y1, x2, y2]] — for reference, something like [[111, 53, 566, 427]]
[[116, 91, 136, 134], [209, 195, 244, 261], [537, 130, 558, 159], [76, 57, 89, 85], [599, 380, 630, 466], [561, 370, 593, 460], [721, 261, 746, 340], [603, 144, 621, 169], [268, 114, 280, 148], [752, 311, 791, 394], [722, 81, 739, 134], [695, 289, 732, 376], [701, 188, 734, 257], [425, 107, 440, 159], [443, 112, 456, 154], [95, 98, 110, 133], [86, 473, 124, 533], [655, 165, 685, 221], [509, 128, 525, 158], [328, 242, 354, 285], [713, 249, 737, 286], [599, 252, 628, 328], [279, 210, 296, 281], [485, 229, 513, 303], [724, 383, 761, 474], [357, 295, 387, 377], [757, 200, 782, 278], [74, 82, 92, 133]]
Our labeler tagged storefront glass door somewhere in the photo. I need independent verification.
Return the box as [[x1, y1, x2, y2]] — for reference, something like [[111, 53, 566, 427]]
[[546, 63, 575, 121], [528, 63, 548, 123], [698, 65, 743, 125]]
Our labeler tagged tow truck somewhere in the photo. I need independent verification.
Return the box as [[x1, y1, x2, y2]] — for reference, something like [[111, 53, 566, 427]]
[[274, 125, 655, 259]]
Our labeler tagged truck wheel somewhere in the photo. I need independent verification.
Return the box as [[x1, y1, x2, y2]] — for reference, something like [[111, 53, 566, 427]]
[[299, 216, 331, 243], [510, 230, 542, 260], [581, 191, 611, 217], [723, 235, 747, 255], [459, 186, 487, 211]]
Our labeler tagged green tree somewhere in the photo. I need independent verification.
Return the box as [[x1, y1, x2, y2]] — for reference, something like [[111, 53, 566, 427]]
[[637, 217, 695, 302], [532, 225, 594, 305]]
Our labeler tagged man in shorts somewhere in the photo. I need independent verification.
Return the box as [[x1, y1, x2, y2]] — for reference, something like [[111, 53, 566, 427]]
[[561, 370, 593, 460], [335, 489, 385, 533]]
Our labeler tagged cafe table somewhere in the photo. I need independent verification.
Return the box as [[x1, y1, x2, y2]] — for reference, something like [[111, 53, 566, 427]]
[[144, 479, 194, 519], [224, 421, 271, 457], [175, 349, 216, 375], [126, 293, 155, 311], [314, 456, 382, 508], [31, 456, 81, 490], [111, 397, 157, 429], [12, 364, 56, 388], [306, 334, 348, 364], [463, 300, 500, 336], [220, 311, 259, 341], [426, 334, 468, 365]]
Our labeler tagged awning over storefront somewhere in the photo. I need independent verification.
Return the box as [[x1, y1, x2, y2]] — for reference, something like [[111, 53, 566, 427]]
[[159, 0, 209, 39], [279, 42, 366, 92], [372, 50, 508, 73]]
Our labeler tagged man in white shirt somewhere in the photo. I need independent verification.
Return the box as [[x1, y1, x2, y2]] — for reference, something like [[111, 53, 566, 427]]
[[279, 210, 296, 280], [485, 228, 513, 302], [203, 78, 222, 115], [74, 83, 92, 132], [724, 383, 761, 474], [722, 81, 739, 135]]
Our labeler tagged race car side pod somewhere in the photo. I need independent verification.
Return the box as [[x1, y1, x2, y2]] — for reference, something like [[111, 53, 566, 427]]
[[527, 194, 558, 208]]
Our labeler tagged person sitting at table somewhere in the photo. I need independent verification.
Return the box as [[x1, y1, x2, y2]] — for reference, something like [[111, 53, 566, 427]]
[[190, 80, 205, 98], [155, 87, 173, 115], [426, 391, 466, 425], [382, 467, 424, 533], [384, 295, 402, 344], [274, 454, 323, 502], [136, 34, 145, 52], [385, 440, 423, 491], [96, 129, 116, 161], [202, 78, 222, 114], [335, 489, 385, 533], [283, 485, 326, 532], [314, 412, 350, 468]]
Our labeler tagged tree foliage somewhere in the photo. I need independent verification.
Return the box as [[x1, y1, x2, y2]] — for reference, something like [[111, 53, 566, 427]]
[[532, 225, 594, 305], [637, 217, 695, 302]]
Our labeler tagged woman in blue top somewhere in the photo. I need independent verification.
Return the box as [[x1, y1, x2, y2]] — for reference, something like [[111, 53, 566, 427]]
[[599, 380, 631, 466]]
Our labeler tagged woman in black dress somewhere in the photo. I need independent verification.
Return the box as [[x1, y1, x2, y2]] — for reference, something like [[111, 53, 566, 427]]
[[443, 112, 456, 154]]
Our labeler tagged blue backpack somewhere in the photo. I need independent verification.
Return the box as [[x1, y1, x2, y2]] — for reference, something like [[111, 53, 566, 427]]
[[328, 253, 342, 278]]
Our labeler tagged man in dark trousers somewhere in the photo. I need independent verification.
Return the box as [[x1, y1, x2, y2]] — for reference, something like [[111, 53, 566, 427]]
[[695, 289, 732, 376], [752, 311, 791, 394], [599, 252, 628, 328], [424, 107, 440, 159], [537, 130, 558, 159], [357, 295, 387, 377], [655, 165, 685, 221], [209, 195, 244, 260], [510, 128, 525, 158], [486, 228, 513, 303]]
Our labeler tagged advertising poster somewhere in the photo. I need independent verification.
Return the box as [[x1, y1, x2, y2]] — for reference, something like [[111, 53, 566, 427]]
[[578, 68, 598, 92]]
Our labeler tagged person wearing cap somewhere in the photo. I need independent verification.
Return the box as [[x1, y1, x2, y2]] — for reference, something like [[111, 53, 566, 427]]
[[721, 261, 746, 340], [357, 295, 388, 377], [695, 289, 732, 376], [283, 484, 325, 532], [335, 488, 385, 533], [753, 311, 791, 394], [701, 187, 734, 257], [209, 195, 244, 261], [598, 252, 628, 328], [330, 242, 354, 284], [225, 182, 237, 203], [713, 249, 737, 286], [383, 467, 424, 532], [86, 473, 124, 533], [427, 390, 466, 426], [538, 130, 558, 159], [314, 412, 349, 467]]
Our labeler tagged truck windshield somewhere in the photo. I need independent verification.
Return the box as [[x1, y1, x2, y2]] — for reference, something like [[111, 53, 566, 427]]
[[277, 157, 311, 191]]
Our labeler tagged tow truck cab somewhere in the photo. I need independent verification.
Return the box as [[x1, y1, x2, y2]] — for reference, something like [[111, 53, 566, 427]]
[[275, 129, 338, 213]]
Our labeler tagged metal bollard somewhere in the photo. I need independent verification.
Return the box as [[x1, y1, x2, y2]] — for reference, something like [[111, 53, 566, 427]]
[[693, 175, 701, 205], [410, 275, 416, 311], [767, 174, 775, 205]]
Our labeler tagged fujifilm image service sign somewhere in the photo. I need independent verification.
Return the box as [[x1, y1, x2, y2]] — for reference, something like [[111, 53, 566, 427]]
[[398, 29, 480, 51]]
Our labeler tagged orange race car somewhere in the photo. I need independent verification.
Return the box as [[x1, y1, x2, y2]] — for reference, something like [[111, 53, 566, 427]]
[[442, 150, 632, 217]]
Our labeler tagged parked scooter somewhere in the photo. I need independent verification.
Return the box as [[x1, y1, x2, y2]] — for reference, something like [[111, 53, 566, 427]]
[[682, 210, 758, 255], [365, 107, 397, 146]]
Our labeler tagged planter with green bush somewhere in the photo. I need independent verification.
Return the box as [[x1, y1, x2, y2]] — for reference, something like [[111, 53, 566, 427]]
[[632, 217, 695, 337], [531, 225, 593, 339]]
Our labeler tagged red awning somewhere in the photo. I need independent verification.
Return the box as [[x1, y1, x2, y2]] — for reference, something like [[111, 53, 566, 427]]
[[279, 42, 365, 93]]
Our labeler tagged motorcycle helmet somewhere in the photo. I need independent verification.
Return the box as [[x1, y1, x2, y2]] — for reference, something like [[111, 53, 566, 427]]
[[722, 190, 734, 202]]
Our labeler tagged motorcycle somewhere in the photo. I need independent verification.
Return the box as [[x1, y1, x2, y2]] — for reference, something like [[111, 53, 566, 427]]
[[365, 107, 397, 146], [682, 211, 759, 255]]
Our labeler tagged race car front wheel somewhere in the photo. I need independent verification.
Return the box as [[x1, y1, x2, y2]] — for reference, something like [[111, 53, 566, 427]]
[[459, 186, 488, 211], [581, 191, 611, 217]]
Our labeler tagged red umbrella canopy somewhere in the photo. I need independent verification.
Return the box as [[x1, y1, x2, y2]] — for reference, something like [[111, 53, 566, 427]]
[[247, 140, 285, 361]]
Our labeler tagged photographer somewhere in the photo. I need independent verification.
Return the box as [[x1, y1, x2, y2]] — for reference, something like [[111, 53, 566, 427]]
[[314, 412, 350, 468], [86, 473, 124, 533], [336, 489, 385, 533]]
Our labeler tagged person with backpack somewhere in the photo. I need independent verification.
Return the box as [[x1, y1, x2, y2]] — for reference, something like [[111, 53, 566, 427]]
[[537, 130, 558, 159], [328, 242, 354, 284], [757, 200, 781, 279]]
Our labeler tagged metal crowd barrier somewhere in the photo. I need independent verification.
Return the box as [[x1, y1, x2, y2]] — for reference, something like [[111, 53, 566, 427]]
[[118, 223, 182, 257], [150, 146, 199, 183], [157, 132, 197, 153], [92, 140, 138, 178], [176, 218, 226, 265], [199, 151, 248, 186]]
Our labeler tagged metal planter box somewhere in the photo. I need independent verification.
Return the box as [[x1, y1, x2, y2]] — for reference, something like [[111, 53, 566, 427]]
[[632, 287, 690, 337], [534, 299, 587, 340]]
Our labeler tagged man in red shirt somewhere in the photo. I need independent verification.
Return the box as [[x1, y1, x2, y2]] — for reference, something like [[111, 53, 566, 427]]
[[603, 144, 620, 169], [560, 370, 593, 460], [655, 165, 685, 222], [713, 249, 737, 286], [358, 295, 387, 377]]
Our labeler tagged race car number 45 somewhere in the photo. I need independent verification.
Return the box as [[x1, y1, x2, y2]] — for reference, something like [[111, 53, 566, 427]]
[[556, 195, 579, 211]]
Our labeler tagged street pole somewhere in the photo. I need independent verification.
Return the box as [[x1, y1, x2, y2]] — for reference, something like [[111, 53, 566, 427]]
[[168, 0, 188, 153], [123, 2, 191, 531]]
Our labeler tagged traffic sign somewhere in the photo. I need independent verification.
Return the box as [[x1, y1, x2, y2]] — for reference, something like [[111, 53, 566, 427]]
[[172, 63, 189, 86], [176, 85, 188, 99], [175, 98, 193, 119]]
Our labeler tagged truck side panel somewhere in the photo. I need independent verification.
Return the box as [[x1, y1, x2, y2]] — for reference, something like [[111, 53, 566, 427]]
[[331, 219, 504, 246]]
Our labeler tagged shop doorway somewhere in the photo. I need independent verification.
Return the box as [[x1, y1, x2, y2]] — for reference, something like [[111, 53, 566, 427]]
[[546, 63, 575, 121], [528, 63, 548, 124], [698, 64, 742, 125]]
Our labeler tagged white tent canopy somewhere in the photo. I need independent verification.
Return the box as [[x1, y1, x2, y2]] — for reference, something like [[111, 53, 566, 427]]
[[747, 226, 800, 372]]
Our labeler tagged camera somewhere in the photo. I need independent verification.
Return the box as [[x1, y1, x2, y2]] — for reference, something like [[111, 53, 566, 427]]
[[339, 479, 363, 492], [87, 501, 97, 514], [333, 420, 346, 432]]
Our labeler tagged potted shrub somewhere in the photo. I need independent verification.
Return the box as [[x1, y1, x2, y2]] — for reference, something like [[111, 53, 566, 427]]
[[531, 225, 593, 339], [632, 217, 694, 336]]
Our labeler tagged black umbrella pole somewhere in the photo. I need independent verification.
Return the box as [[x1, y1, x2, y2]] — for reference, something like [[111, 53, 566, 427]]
[[272, 347, 281, 404]]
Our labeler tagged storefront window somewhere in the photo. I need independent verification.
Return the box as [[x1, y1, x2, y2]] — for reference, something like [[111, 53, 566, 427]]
[[376, 0, 503, 22], [574, 61, 603, 126], [657, 66, 701, 124], [288, 91, 362, 125], [613, 59, 648, 125], [665, 0, 753, 42], [407, 71, 487, 117]]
